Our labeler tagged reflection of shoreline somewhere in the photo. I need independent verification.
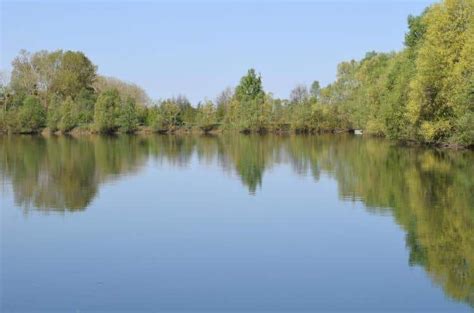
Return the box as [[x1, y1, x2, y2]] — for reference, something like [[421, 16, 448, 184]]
[[1, 134, 473, 307], [0, 135, 149, 213]]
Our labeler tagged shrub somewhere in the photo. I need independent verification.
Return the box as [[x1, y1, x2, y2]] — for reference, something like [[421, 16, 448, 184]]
[[117, 98, 138, 133], [18, 96, 45, 133], [454, 111, 474, 146], [59, 97, 79, 132], [94, 90, 120, 133], [47, 97, 62, 131]]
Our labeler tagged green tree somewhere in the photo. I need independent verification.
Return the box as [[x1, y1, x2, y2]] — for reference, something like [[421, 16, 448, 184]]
[[10, 50, 97, 103], [174, 95, 195, 127], [235, 69, 264, 102], [405, 12, 427, 49], [230, 69, 268, 132], [159, 100, 182, 131], [196, 100, 217, 132], [51, 51, 97, 99], [215, 87, 233, 122], [46, 95, 62, 131], [94, 76, 150, 106], [289, 84, 313, 132], [94, 89, 120, 133], [75, 88, 96, 125], [58, 97, 79, 132], [18, 96, 46, 133], [310, 80, 321, 100], [407, 0, 474, 143], [117, 97, 139, 133], [145, 106, 164, 131]]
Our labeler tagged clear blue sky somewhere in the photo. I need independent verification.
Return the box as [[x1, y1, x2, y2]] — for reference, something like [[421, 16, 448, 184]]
[[1, 1, 432, 103]]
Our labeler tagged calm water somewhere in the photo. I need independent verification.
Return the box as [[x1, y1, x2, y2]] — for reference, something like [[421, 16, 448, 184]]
[[1, 134, 473, 312]]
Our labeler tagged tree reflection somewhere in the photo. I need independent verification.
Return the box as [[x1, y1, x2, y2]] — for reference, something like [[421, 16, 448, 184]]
[[0, 135, 147, 212], [0, 134, 472, 306]]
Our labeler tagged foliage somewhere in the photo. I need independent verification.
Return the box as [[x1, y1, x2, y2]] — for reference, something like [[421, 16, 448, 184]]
[[75, 88, 96, 125], [196, 100, 217, 132], [51, 51, 96, 98], [94, 76, 150, 106], [234, 69, 264, 102], [58, 97, 79, 132], [407, 0, 474, 144], [145, 106, 163, 131], [117, 97, 139, 133], [226, 69, 270, 132], [17, 96, 46, 133], [2, 0, 473, 145], [159, 100, 183, 131], [10, 50, 96, 102], [94, 89, 120, 133]]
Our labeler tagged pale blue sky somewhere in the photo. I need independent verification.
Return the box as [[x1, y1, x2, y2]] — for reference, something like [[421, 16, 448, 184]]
[[1, 1, 432, 103]]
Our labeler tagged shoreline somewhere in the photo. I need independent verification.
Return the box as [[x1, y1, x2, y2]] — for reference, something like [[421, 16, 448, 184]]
[[1, 127, 471, 151]]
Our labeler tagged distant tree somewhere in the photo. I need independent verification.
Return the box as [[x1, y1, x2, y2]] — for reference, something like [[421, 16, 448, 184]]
[[290, 84, 310, 105], [46, 95, 62, 131], [51, 51, 97, 98], [10, 50, 97, 102], [145, 105, 163, 131], [230, 69, 268, 132], [172, 95, 195, 126], [94, 76, 150, 106], [235, 69, 264, 102], [117, 97, 139, 133], [18, 96, 46, 132], [94, 89, 120, 133], [215, 87, 233, 121], [404, 12, 427, 49], [58, 97, 79, 132], [75, 88, 96, 124], [159, 100, 182, 130], [196, 100, 217, 132], [0, 71, 11, 111], [310, 80, 321, 100], [10, 50, 41, 97]]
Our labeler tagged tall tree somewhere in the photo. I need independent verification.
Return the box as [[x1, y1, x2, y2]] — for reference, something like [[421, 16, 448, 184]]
[[94, 89, 120, 133], [234, 69, 264, 102], [51, 51, 97, 98], [310, 80, 321, 100], [407, 0, 474, 143]]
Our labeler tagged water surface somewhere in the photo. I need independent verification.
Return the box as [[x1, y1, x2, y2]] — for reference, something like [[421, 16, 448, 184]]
[[1, 134, 473, 312]]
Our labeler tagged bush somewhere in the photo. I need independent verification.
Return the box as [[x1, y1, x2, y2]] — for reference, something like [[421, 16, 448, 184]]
[[454, 111, 474, 146], [145, 106, 164, 131], [136, 105, 148, 125], [75, 88, 96, 124], [94, 90, 120, 133], [0, 109, 6, 132], [59, 97, 79, 132], [365, 119, 386, 136], [196, 101, 217, 132], [160, 101, 182, 130], [18, 96, 45, 133], [46, 96, 62, 131], [117, 98, 138, 133]]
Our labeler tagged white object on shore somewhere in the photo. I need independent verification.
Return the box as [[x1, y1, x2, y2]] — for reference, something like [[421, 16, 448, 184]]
[[354, 129, 363, 135]]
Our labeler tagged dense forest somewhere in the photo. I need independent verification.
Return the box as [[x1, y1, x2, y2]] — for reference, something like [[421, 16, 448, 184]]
[[0, 0, 473, 147]]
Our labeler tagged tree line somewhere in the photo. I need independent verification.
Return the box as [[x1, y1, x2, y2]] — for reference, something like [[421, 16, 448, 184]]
[[0, 0, 472, 147]]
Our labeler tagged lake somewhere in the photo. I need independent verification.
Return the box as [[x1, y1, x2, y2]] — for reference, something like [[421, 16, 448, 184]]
[[1, 134, 473, 312]]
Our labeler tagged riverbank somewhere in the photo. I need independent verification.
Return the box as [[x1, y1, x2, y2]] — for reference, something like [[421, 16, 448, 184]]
[[1, 125, 472, 150]]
